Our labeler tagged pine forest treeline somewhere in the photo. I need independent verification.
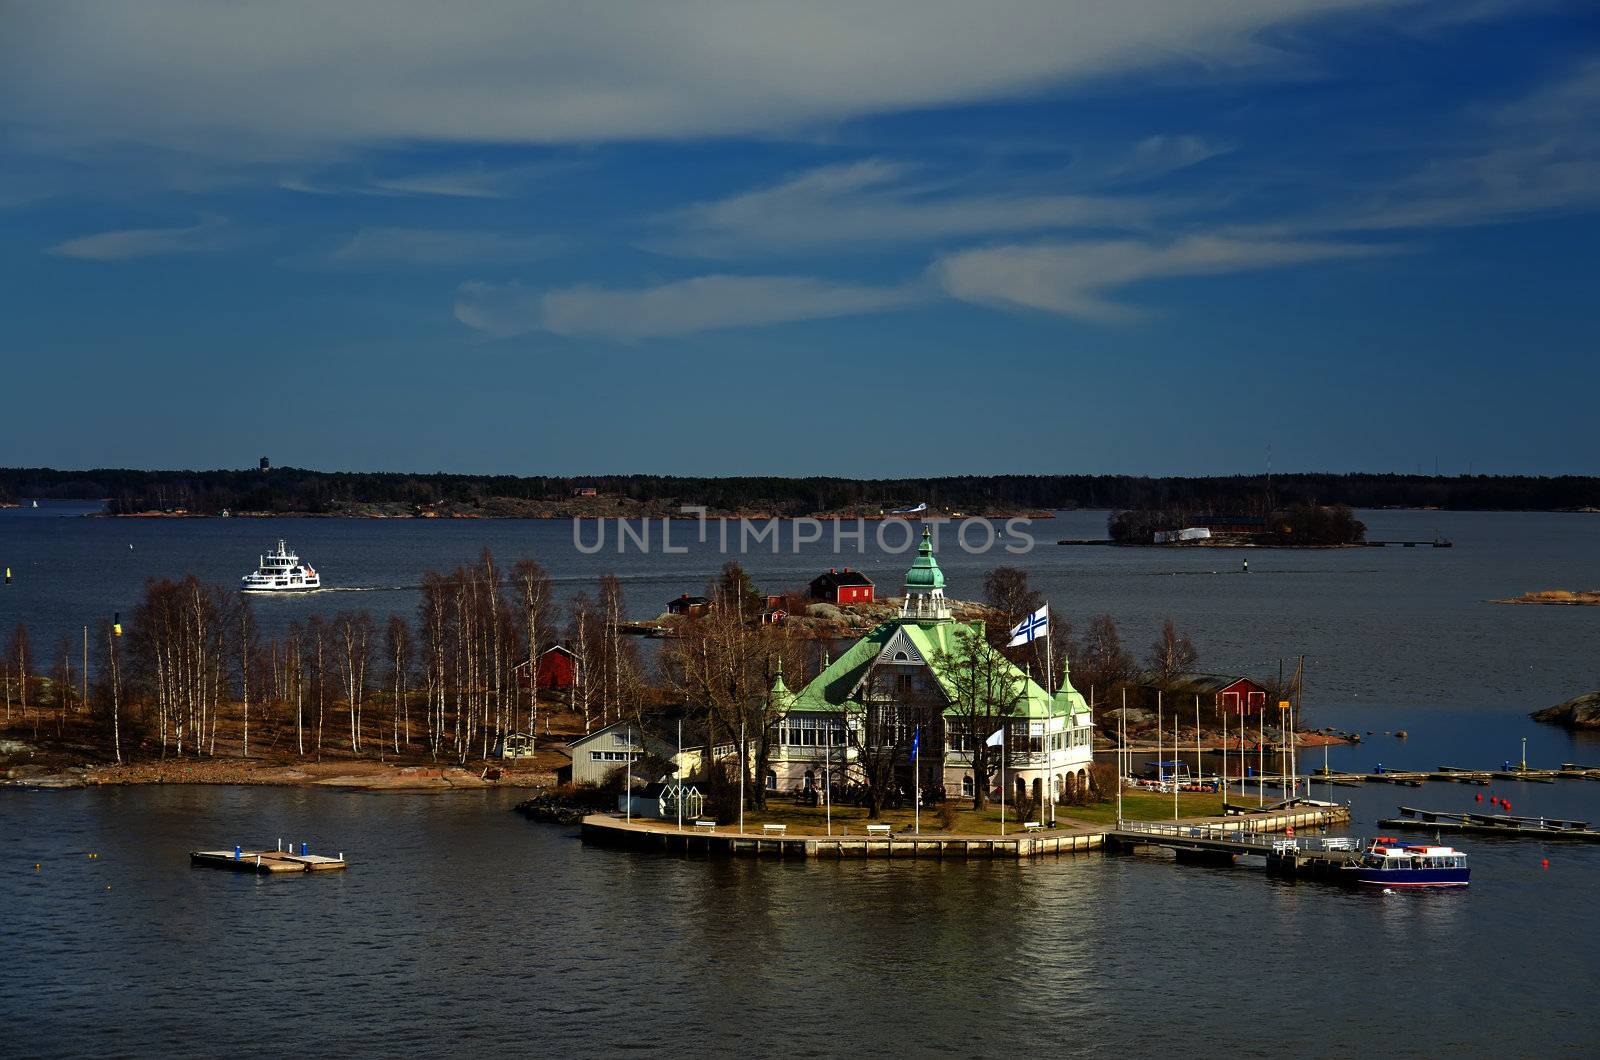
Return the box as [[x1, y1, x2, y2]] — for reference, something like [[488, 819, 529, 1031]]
[[5, 466, 1599, 516]]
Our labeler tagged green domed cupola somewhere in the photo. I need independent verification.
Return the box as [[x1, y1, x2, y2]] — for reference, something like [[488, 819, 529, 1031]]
[[901, 526, 951, 621]]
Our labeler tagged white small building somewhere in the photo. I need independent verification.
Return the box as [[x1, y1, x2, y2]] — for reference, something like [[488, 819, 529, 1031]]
[[564, 718, 703, 788]]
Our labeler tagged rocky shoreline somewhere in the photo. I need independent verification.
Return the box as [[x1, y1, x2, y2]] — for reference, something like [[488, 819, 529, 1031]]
[[1531, 691, 1600, 729]]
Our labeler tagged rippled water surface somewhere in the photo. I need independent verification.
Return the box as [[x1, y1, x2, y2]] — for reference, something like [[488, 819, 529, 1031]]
[[4, 777, 1600, 1058], [4, 506, 1600, 1055]]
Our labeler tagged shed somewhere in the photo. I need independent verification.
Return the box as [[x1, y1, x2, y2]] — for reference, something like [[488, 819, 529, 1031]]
[[809, 567, 875, 605]]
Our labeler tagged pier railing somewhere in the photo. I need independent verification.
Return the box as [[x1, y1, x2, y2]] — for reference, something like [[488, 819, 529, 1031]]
[[1114, 818, 1359, 855]]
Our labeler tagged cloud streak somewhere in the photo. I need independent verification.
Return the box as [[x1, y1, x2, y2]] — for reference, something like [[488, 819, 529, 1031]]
[[456, 274, 924, 340], [11, 1, 1410, 159], [934, 235, 1382, 320], [659, 159, 1154, 255], [46, 217, 240, 261]]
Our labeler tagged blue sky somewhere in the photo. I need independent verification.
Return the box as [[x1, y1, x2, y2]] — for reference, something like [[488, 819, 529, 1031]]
[[2, 1, 1597, 476]]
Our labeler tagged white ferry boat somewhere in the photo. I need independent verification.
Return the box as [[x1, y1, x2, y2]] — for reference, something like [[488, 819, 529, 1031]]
[[241, 540, 321, 593]]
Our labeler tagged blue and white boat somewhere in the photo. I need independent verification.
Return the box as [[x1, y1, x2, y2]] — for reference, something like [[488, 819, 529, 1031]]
[[1344, 839, 1470, 888]]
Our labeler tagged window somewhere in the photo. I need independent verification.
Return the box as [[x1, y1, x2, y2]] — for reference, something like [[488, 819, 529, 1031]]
[[962, 774, 974, 797], [765, 770, 777, 790]]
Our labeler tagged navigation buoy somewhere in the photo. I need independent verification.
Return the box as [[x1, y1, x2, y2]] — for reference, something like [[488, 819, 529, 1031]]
[[1475, 793, 1483, 802], [112, 612, 122, 638], [4, 566, 10, 584], [1541, 858, 1549, 869]]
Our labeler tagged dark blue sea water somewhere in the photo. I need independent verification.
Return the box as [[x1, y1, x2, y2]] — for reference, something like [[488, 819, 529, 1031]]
[[3, 505, 1599, 1055]]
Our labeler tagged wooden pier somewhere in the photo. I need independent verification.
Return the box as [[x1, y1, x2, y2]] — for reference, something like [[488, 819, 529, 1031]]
[[1106, 815, 1364, 882], [190, 848, 348, 874], [580, 803, 1348, 860]]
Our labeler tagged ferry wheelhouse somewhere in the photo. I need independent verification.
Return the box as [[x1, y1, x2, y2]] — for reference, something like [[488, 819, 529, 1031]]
[[241, 540, 321, 593], [1345, 838, 1470, 888]]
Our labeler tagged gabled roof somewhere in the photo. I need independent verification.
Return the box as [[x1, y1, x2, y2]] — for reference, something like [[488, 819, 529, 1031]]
[[783, 618, 1089, 721], [810, 568, 874, 588], [1141, 672, 1267, 696]]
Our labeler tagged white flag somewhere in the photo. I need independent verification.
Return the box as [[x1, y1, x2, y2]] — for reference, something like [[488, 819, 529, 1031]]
[[1006, 605, 1049, 647], [985, 728, 1005, 748]]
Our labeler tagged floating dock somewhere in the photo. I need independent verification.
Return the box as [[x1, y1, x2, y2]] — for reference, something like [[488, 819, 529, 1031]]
[[190, 848, 348, 873], [1380, 806, 1600, 843], [580, 803, 1348, 860], [1306, 764, 1583, 786]]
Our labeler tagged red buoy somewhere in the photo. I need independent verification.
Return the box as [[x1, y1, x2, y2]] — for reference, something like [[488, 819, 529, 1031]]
[[1542, 858, 1549, 869], [1475, 793, 1483, 802], [1505, 802, 1513, 812]]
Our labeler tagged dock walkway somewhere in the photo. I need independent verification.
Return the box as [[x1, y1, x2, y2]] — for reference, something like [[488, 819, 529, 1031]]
[[190, 849, 348, 874], [580, 803, 1348, 860]]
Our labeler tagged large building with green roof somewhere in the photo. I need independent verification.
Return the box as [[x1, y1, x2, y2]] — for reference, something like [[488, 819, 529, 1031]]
[[767, 528, 1094, 806]]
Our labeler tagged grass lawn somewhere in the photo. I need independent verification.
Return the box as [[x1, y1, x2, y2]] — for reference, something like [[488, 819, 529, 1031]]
[[729, 788, 1226, 835]]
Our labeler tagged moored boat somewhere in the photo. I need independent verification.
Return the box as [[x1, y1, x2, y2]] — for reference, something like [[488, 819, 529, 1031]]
[[1344, 838, 1469, 888], [241, 540, 321, 592]]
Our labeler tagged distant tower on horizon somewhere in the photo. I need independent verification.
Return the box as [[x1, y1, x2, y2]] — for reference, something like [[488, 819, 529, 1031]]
[[259, 456, 270, 472]]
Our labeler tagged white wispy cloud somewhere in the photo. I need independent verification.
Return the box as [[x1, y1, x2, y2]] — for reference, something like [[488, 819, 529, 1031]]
[[455, 274, 924, 340], [1345, 60, 1600, 231], [46, 217, 241, 261], [659, 158, 1155, 255], [328, 227, 557, 266], [934, 235, 1382, 320], [11, 1, 1411, 159]]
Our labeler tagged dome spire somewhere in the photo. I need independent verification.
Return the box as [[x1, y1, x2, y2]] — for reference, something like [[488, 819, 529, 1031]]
[[901, 526, 951, 621]]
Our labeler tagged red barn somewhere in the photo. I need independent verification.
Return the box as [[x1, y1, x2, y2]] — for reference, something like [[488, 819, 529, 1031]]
[[1152, 673, 1270, 715], [515, 645, 578, 692], [809, 567, 875, 605]]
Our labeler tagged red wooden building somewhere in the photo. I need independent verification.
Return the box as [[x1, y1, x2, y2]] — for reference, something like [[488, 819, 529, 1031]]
[[514, 644, 578, 692], [1154, 673, 1270, 715], [809, 567, 875, 605]]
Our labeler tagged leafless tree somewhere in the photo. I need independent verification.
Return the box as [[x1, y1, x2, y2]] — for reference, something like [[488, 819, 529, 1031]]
[[334, 610, 375, 752], [385, 614, 413, 753], [511, 558, 553, 742], [931, 622, 1026, 810], [1074, 614, 1135, 707], [1147, 617, 1200, 688]]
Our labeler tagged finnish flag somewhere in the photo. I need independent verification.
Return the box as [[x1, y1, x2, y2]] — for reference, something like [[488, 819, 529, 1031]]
[[1006, 605, 1049, 647]]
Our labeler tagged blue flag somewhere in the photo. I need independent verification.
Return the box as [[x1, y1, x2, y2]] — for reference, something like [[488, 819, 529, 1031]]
[[912, 729, 920, 760]]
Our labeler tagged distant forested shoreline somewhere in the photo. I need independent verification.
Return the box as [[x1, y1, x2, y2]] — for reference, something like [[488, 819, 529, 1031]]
[[1, 466, 1597, 517]]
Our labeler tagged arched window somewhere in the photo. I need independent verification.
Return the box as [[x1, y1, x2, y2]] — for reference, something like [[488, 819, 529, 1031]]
[[765, 770, 777, 790], [893, 650, 909, 661], [962, 774, 974, 797]]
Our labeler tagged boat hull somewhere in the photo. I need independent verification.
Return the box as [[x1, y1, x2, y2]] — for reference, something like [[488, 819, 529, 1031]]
[[241, 581, 321, 593], [1346, 867, 1470, 888]]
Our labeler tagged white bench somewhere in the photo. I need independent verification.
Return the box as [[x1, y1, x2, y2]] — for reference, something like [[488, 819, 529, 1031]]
[[693, 819, 716, 831], [761, 824, 787, 835], [1022, 821, 1043, 832], [865, 824, 893, 837]]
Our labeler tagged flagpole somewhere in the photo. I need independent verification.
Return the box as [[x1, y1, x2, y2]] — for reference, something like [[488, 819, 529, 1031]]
[[914, 724, 920, 836], [1000, 727, 1007, 837], [825, 713, 833, 837], [1044, 608, 1055, 827], [677, 716, 683, 832], [1117, 688, 1125, 826]]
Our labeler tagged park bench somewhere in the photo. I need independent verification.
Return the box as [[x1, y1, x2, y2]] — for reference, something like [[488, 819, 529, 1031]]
[[1022, 821, 1043, 832], [761, 824, 787, 835], [865, 823, 893, 837], [693, 820, 716, 832]]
